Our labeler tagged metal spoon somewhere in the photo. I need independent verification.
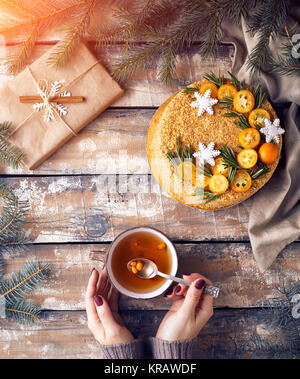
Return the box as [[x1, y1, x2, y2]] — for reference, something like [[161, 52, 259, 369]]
[[127, 258, 219, 298]]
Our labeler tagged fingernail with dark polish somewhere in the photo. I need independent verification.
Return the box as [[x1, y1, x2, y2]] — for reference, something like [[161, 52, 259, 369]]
[[164, 288, 173, 297], [94, 295, 103, 306], [195, 279, 206, 289], [175, 285, 181, 294]]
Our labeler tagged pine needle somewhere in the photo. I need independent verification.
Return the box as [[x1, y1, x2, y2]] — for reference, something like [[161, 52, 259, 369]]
[[246, 0, 290, 73], [0, 122, 24, 168], [0, 260, 50, 305], [6, 22, 40, 75], [47, 0, 97, 68], [220, 145, 240, 169], [6, 299, 41, 325], [0, 183, 30, 250]]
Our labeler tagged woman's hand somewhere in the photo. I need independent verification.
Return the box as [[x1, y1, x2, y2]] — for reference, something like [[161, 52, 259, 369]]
[[85, 267, 134, 345], [156, 273, 214, 342]]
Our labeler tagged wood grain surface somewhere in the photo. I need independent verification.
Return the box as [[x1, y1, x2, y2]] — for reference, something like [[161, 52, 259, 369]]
[[0, 23, 298, 358], [3, 175, 252, 243], [0, 308, 294, 359], [2, 242, 299, 311]]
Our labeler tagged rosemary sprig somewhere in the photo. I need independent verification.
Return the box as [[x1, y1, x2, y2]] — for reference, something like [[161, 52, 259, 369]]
[[223, 109, 251, 129], [182, 87, 199, 94], [196, 164, 213, 177], [227, 166, 237, 186], [252, 83, 267, 108], [220, 145, 241, 169], [166, 137, 194, 168], [250, 162, 270, 180], [194, 188, 223, 204], [182, 145, 194, 160], [227, 71, 246, 91], [219, 96, 233, 108], [203, 71, 225, 87]]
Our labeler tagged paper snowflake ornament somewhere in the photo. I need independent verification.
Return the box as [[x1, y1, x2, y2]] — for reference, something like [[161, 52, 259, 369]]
[[193, 142, 220, 166], [33, 79, 71, 122], [190, 89, 218, 117], [260, 118, 285, 144]]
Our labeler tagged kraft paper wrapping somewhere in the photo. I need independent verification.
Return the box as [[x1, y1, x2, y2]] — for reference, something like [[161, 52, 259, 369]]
[[0, 42, 124, 169]]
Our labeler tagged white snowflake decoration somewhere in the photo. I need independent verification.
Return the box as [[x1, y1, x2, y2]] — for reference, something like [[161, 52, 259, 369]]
[[33, 79, 71, 122], [193, 142, 220, 166], [260, 118, 285, 144], [190, 89, 218, 117]]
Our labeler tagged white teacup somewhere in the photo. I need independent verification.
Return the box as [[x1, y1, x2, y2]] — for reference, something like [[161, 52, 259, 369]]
[[106, 226, 178, 299]]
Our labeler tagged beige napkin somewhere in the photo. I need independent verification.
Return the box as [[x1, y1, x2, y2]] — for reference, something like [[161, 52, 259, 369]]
[[221, 4, 300, 272]]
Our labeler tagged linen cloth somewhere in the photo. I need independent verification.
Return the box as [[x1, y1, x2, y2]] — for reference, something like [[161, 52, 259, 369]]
[[221, 4, 300, 272]]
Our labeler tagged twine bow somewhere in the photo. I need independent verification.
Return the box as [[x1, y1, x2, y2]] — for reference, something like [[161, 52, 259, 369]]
[[14, 62, 99, 137]]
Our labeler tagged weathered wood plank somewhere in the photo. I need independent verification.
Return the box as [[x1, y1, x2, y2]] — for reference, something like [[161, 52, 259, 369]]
[[1, 108, 152, 175], [0, 43, 234, 107], [3, 175, 252, 243], [0, 308, 297, 359], [3, 242, 299, 310]]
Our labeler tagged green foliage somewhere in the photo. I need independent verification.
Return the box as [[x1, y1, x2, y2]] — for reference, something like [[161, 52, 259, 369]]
[[270, 25, 300, 77], [246, 283, 300, 358], [0, 122, 24, 169], [95, 0, 298, 85], [252, 84, 267, 108], [1, 260, 50, 305], [5, 299, 41, 324], [166, 136, 194, 168], [203, 71, 225, 87], [0, 184, 50, 325], [227, 71, 246, 91], [246, 0, 291, 73]]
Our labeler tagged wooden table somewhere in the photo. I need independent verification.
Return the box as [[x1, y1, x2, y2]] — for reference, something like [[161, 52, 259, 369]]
[[0, 38, 299, 359]]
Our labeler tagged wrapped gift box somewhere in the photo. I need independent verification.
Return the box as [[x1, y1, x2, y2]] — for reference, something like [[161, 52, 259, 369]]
[[0, 42, 124, 169]]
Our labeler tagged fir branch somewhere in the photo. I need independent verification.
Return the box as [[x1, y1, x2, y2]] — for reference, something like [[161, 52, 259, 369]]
[[0, 0, 35, 18], [93, 0, 180, 50], [111, 1, 210, 83], [0, 255, 3, 280], [157, 44, 177, 86], [270, 25, 300, 77], [0, 260, 50, 304], [0, 121, 24, 168], [0, 183, 30, 250], [198, 11, 222, 59], [48, 0, 97, 68], [0, 140, 24, 169], [6, 299, 41, 325], [0, 121, 13, 140], [207, 0, 258, 25], [6, 21, 40, 75], [246, 0, 290, 73]]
